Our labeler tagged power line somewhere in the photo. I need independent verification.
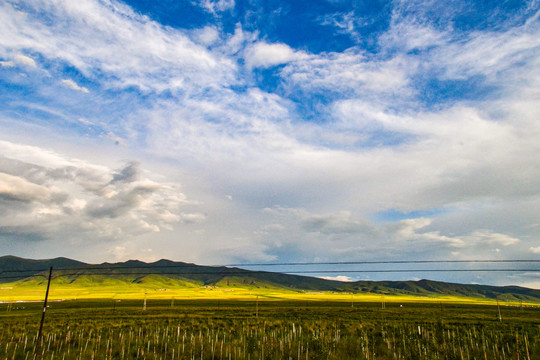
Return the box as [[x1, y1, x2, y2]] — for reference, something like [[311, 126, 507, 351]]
[[48, 269, 540, 276], [225, 260, 540, 267], [0, 268, 539, 280], [1, 259, 539, 274]]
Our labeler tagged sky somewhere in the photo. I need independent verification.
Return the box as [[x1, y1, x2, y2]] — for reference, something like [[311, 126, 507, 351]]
[[0, 0, 539, 288]]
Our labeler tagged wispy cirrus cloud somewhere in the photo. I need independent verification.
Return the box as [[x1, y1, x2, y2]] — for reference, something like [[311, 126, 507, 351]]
[[61, 79, 89, 93], [198, 0, 235, 14], [280, 50, 412, 98], [0, 0, 237, 93]]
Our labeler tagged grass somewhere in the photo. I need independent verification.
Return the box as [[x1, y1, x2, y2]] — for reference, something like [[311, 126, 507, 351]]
[[2, 276, 539, 358], [1, 299, 539, 359]]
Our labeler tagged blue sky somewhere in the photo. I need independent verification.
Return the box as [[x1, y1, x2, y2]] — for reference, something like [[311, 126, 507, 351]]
[[0, 0, 539, 287]]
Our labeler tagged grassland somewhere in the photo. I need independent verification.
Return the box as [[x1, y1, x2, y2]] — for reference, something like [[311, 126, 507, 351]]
[[1, 275, 538, 307], [1, 299, 539, 359], [1, 276, 540, 359]]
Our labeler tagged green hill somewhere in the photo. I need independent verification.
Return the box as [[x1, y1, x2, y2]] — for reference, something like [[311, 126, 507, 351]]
[[1, 256, 539, 302]]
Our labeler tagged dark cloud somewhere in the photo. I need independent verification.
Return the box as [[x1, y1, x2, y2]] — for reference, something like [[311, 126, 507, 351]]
[[301, 211, 377, 235], [0, 227, 46, 242], [0, 156, 49, 185], [111, 161, 139, 183], [85, 183, 158, 219]]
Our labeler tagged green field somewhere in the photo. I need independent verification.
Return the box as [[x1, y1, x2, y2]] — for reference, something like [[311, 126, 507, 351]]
[[1, 275, 540, 359], [2, 275, 539, 307], [1, 299, 539, 359]]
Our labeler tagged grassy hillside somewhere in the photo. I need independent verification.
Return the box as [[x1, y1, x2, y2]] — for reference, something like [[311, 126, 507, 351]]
[[346, 279, 540, 301], [1, 255, 539, 303]]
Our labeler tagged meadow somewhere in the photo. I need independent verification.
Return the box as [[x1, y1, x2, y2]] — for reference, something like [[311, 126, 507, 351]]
[[1, 299, 538, 359]]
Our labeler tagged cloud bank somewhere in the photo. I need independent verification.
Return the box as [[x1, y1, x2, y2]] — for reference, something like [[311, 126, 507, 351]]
[[0, 141, 202, 246]]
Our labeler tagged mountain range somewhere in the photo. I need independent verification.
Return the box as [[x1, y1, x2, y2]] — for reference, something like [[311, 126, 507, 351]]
[[1, 255, 539, 302]]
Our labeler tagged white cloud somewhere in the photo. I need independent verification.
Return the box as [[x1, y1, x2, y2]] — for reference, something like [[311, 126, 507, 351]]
[[206, 239, 278, 263], [0, 172, 55, 203], [257, 207, 523, 263], [0, 141, 201, 243], [178, 212, 206, 224], [379, 21, 448, 52], [530, 247, 540, 254], [61, 79, 89, 93], [320, 275, 355, 282], [462, 231, 519, 247], [199, 0, 235, 13], [245, 42, 308, 69], [194, 26, 220, 46], [221, 23, 256, 55], [0, 0, 237, 93], [77, 117, 94, 126], [319, 11, 358, 37], [108, 245, 127, 261], [434, 25, 540, 80], [0, 61, 14, 67], [14, 54, 36, 68], [280, 50, 412, 97]]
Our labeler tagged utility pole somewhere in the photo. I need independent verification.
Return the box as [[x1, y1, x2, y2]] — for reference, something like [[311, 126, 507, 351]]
[[37, 267, 53, 340], [35, 266, 53, 359]]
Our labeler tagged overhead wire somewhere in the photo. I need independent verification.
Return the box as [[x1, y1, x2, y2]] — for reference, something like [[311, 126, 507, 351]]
[[1, 259, 539, 274], [0, 267, 539, 281]]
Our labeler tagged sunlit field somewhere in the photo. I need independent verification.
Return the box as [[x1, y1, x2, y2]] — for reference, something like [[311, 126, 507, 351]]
[[1, 276, 537, 306]]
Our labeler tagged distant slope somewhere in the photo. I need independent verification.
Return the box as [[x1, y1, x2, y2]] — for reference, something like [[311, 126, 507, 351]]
[[0, 255, 86, 271], [0, 255, 87, 281], [1, 256, 539, 302], [347, 279, 540, 302]]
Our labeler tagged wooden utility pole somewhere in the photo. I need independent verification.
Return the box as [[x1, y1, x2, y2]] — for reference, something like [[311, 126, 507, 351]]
[[37, 267, 53, 340], [35, 266, 53, 359]]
